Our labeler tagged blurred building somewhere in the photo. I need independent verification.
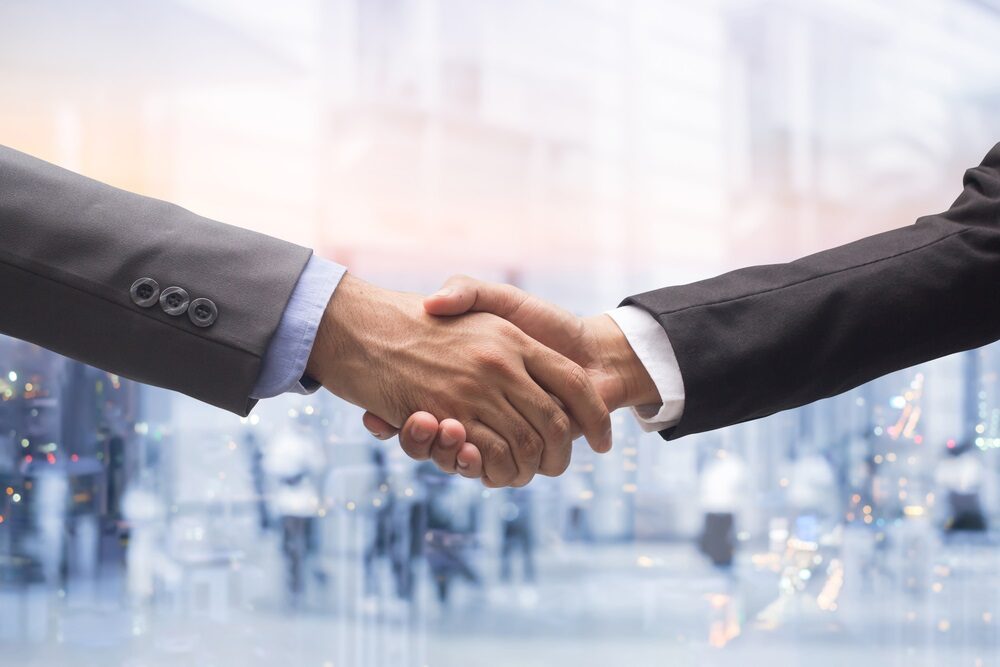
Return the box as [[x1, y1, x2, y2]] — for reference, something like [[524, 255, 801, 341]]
[[2, 1, 1000, 665]]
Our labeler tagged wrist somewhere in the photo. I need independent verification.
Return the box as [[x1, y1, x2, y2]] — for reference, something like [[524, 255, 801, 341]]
[[587, 314, 660, 411], [306, 273, 377, 403]]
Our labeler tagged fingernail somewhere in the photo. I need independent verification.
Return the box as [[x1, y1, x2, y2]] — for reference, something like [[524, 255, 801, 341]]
[[432, 288, 453, 298], [366, 427, 383, 438], [411, 423, 431, 443], [439, 430, 459, 448], [457, 460, 470, 470]]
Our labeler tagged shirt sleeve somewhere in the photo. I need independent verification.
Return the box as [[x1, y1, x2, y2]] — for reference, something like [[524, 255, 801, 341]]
[[606, 305, 686, 432], [250, 255, 346, 399]]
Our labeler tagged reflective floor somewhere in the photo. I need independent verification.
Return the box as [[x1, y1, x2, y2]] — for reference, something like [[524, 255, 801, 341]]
[[4, 342, 1000, 666], [4, 517, 1000, 667]]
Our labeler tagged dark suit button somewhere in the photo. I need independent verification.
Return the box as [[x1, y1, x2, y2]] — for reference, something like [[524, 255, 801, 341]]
[[130, 278, 160, 307], [189, 298, 218, 328], [159, 286, 190, 316]]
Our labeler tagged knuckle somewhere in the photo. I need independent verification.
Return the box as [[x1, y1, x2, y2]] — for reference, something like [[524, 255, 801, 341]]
[[566, 364, 591, 395], [473, 347, 510, 373], [548, 411, 572, 443], [510, 474, 532, 488], [507, 420, 538, 452], [519, 432, 543, 462], [484, 440, 513, 471], [508, 419, 531, 443], [540, 456, 570, 477], [454, 377, 482, 398], [497, 320, 523, 341], [491, 468, 516, 487], [486, 463, 516, 486], [500, 283, 527, 305]]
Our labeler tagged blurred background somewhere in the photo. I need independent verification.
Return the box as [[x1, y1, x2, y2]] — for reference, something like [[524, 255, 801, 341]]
[[2, 1, 1000, 665]]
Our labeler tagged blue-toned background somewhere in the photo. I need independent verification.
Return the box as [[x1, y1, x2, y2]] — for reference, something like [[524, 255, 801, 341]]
[[2, 1, 1000, 665]]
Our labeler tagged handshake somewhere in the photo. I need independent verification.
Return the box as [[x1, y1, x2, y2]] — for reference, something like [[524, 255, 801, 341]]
[[297, 145, 1000, 487], [305, 273, 661, 488], [6, 142, 995, 482]]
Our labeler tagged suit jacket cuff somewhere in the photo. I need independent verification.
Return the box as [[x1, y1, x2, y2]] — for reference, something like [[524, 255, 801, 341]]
[[251, 255, 345, 399], [606, 306, 685, 431]]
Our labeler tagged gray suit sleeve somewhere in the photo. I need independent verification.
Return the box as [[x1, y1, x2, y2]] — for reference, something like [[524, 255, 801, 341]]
[[0, 145, 314, 416]]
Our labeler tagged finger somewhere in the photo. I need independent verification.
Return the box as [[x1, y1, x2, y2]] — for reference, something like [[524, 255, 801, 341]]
[[455, 443, 483, 478], [506, 382, 573, 478], [424, 275, 527, 318], [526, 347, 613, 454], [362, 411, 400, 440], [425, 277, 585, 366], [429, 418, 467, 474], [466, 421, 517, 487], [396, 411, 441, 461], [480, 402, 542, 487]]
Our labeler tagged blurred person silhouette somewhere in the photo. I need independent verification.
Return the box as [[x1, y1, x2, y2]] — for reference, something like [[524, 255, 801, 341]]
[[561, 472, 593, 542], [414, 461, 479, 604], [698, 453, 748, 568], [93, 426, 129, 527], [263, 428, 325, 607], [363, 446, 411, 598], [244, 430, 271, 531], [34, 470, 69, 585], [120, 483, 181, 612], [936, 441, 987, 533], [499, 487, 536, 584]]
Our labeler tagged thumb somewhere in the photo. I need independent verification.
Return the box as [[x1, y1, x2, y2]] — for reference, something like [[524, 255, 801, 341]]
[[423, 274, 526, 318]]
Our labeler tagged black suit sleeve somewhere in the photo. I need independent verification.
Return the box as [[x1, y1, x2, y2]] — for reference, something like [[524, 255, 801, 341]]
[[623, 142, 1000, 440]]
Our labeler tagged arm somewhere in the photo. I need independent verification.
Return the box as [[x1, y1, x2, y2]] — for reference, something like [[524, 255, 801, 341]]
[[373, 142, 1000, 468], [0, 144, 311, 415], [0, 145, 611, 486], [625, 142, 1000, 439], [303, 273, 612, 487]]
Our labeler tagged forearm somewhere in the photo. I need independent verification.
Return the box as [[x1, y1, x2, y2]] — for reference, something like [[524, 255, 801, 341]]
[[625, 142, 1000, 439], [0, 145, 311, 414]]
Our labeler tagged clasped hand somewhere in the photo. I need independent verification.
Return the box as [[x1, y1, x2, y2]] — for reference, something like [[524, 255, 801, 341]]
[[307, 274, 660, 487], [305, 274, 656, 487]]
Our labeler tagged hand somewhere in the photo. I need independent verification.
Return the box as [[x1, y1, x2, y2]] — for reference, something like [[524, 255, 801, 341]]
[[307, 273, 612, 486], [362, 275, 659, 477]]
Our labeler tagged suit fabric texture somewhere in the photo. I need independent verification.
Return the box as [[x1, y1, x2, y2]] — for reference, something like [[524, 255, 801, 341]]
[[625, 143, 1000, 440], [0, 145, 312, 416]]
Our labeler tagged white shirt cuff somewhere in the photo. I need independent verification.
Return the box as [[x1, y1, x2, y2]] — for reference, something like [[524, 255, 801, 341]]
[[606, 306, 685, 432]]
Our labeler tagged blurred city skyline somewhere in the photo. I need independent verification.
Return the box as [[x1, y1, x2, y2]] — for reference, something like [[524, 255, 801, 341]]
[[3, 1, 1000, 665], [3, 0, 999, 299]]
